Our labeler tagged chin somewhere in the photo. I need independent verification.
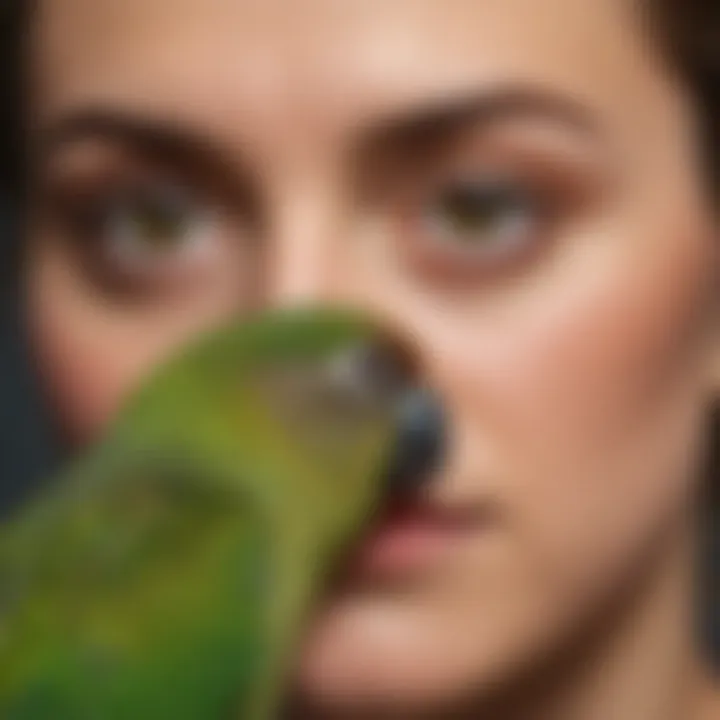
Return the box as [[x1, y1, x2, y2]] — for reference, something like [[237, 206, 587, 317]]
[[291, 590, 544, 718]]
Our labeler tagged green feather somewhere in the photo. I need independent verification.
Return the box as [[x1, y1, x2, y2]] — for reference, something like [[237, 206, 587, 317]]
[[0, 307, 400, 719]]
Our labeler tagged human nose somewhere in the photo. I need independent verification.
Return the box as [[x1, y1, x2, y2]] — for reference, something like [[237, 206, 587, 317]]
[[260, 175, 353, 311]]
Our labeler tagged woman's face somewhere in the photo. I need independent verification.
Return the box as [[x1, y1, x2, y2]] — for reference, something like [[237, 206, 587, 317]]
[[25, 0, 718, 715]]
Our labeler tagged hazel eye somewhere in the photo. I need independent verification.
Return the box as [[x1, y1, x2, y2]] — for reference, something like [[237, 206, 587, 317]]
[[88, 184, 218, 271], [39, 155, 261, 302], [420, 177, 540, 259]]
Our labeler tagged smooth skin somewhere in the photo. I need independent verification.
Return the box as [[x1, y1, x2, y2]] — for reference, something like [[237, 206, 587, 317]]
[[23, 0, 720, 718]]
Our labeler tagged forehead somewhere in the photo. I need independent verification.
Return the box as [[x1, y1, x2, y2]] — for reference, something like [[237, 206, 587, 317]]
[[31, 0, 659, 144]]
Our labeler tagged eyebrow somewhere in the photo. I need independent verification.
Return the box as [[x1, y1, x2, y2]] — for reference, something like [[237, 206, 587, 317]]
[[34, 107, 253, 195], [363, 84, 602, 155]]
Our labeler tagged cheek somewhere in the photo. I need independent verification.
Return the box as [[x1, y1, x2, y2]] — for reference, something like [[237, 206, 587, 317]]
[[430, 210, 713, 622], [25, 250, 240, 448], [29, 310, 158, 447]]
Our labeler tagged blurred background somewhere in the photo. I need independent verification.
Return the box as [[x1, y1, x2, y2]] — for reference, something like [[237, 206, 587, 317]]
[[0, 0, 58, 514], [0, 215, 58, 516]]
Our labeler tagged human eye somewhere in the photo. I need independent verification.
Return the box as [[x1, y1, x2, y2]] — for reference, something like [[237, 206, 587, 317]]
[[418, 175, 541, 262], [49, 174, 231, 296], [368, 118, 609, 288], [394, 170, 553, 284], [32, 132, 257, 305]]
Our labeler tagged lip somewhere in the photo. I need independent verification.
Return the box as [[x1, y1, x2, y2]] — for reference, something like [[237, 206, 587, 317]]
[[344, 495, 485, 581]]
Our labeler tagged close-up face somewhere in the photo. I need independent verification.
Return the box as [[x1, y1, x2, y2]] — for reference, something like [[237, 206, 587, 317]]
[[23, 0, 719, 715]]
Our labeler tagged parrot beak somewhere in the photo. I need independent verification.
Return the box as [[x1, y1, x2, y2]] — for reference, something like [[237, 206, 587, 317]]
[[325, 335, 447, 499], [384, 386, 446, 497]]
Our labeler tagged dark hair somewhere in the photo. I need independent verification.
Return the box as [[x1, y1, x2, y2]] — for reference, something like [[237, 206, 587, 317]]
[[0, 0, 27, 290], [0, 1, 26, 197], [651, 1, 720, 193]]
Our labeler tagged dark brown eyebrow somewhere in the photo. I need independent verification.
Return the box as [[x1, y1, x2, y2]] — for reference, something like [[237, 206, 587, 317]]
[[33, 107, 255, 200], [362, 84, 602, 157]]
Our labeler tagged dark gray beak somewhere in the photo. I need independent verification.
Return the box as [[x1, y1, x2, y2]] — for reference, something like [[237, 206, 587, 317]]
[[384, 387, 446, 496], [325, 333, 446, 497]]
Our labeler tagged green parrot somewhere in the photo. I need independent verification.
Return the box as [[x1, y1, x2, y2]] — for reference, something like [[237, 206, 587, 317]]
[[0, 306, 444, 720]]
